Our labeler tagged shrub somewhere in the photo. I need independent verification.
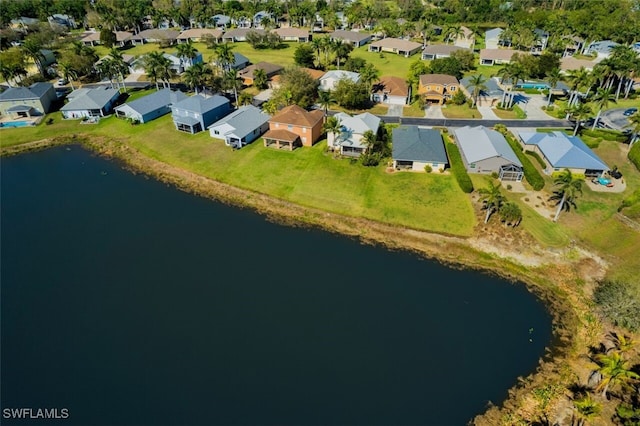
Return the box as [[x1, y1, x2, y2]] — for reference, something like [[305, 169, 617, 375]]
[[506, 184, 512, 190], [502, 132, 545, 190], [629, 142, 640, 171], [445, 141, 474, 193], [491, 171, 499, 179], [581, 129, 627, 142], [525, 150, 546, 168], [451, 89, 467, 105], [594, 280, 640, 331], [424, 165, 432, 173]]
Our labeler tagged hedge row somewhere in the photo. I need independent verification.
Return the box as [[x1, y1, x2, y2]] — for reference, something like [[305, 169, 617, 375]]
[[525, 150, 546, 168], [445, 141, 474, 193], [581, 128, 628, 142], [503, 134, 545, 190], [629, 142, 640, 171]]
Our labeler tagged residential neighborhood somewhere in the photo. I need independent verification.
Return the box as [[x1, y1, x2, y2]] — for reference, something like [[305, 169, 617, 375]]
[[0, 1, 639, 424]]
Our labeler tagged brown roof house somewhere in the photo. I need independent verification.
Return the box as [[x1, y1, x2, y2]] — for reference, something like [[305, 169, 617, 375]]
[[177, 28, 223, 43], [270, 67, 324, 89], [131, 29, 179, 46], [454, 26, 475, 49], [238, 62, 283, 86], [418, 74, 460, 104], [371, 76, 411, 105], [263, 105, 324, 150], [81, 31, 132, 47], [368, 37, 422, 57], [272, 27, 311, 42], [479, 48, 528, 66]]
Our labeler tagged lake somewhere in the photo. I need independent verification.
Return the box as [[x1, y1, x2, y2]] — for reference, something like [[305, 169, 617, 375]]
[[1, 145, 552, 425]]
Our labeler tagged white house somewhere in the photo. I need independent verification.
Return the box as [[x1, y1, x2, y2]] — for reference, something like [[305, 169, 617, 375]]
[[208, 105, 270, 148], [61, 87, 120, 119], [319, 70, 360, 92], [327, 112, 381, 157]]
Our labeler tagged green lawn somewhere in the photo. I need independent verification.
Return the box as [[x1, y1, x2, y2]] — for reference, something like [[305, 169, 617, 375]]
[[442, 104, 481, 119], [493, 105, 526, 119], [403, 102, 425, 117]]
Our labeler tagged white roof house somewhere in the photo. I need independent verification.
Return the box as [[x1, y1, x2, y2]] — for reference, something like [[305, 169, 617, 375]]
[[584, 40, 620, 59], [328, 112, 381, 157], [208, 105, 270, 148], [61, 87, 120, 119], [453, 126, 523, 180], [319, 70, 360, 92]]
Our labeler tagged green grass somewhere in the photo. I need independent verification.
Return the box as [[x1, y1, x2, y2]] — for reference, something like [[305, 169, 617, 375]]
[[349, 46, 417, 78], [442, 104, 480, 119], [493, 105, 526, 119], [403, 102, 425, 117]]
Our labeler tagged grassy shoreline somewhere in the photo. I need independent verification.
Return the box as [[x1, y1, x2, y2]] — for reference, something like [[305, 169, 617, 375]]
[[2, 135, 596, 423]]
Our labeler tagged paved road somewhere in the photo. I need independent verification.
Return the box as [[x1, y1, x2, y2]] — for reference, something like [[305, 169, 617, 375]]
[[601, 108, 634, 131], [381, 116, 572, 128]]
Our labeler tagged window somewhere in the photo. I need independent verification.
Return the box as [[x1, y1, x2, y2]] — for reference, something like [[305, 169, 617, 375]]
[[302, 127, 306, 133], [470, 163, 476, 168], [214, 130, 219, 134], [288, 125, 293, 130], [450, 86, 456, 91]]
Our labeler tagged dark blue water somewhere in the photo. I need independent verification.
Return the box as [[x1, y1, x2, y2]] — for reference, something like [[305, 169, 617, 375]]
[[1, 146, 552, 425]]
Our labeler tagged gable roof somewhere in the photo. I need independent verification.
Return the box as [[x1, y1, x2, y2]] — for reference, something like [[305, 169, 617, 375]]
[[172, 94, 230, 113], [116, 89, 187, 116], [460, 76, 503, 97], [0, 82, 52, 101], [61, 87, 120, 111], [485, 28, 504, 40], [177, 28, 223, 40], [207, 105, 270, 138], [321, 70, 360, 83], [480, 48, 526, 61], [334, 112, 381, 149], [454, 126, 521, 166], [269, 104, 323, 127], [211, 14, 231, 26], [419, 74, 458, 86], [330, 30, 371, 43], [519, 131, 608, 170], [273, 27, 310, 38], [392, 126, 448, 164], [131, 29, 179, 41], [372, 76, 409, 97], [560, 56, 598, 72], [238, 62, 283, 79], [422, 44, 470, 56], [82, 31, 132, 43], [370, 37, 422, 51], [222, 28, 266, 39]]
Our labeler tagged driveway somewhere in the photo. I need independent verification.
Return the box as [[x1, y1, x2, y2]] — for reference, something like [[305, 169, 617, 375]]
[[424, 104, 444, 118], [601, 108, 635, 131], [517, 94, 556, 120], [387, 103, 403, 117], [477, 106, 501, 120]]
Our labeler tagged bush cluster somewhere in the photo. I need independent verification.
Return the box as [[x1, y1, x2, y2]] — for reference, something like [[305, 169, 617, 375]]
[[594, 280, 640, 331], [582, 129, 628, 142], [501, 131, 545, 190], [445, 142, 474, 193], [525, 150, 546, 168], [629, 142, 640, 171]]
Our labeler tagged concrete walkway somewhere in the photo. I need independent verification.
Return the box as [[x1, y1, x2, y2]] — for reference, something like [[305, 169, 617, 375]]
[[518, 94, 555, 120], [424, 104, 445, 119]]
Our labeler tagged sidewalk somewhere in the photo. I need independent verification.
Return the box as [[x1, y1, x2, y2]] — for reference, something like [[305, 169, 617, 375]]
[[477, 106, 501, 120]]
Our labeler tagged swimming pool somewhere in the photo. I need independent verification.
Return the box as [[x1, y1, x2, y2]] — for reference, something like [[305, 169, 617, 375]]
[[517, 82, 548, 90], [0, 120, 33, 128]]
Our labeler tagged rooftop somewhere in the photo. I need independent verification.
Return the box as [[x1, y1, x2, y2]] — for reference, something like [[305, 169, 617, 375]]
[[270, 105, 323, 127], [116, 89, 187, 116], [419, 74, 459, 86], [208, 105, 270, 138], [330, 30, 371, 43], [370, 37, 422, 51], [0, 82, 53, 101], [61, 87, 120, 111], [519, 131, 609, 171], [372, 76, 409, 97], [172, 94, 230, 113], [454, 126, 521, 166], [392, 126, 448, 164]]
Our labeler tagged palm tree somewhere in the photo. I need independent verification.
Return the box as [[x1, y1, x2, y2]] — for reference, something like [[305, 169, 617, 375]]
[[323, 115, 342, 149], [332, 39, 353, 70], [310, 37, 325, 67], [572, 394, 601, 426], [108, 48, 129, 92], [222, 69, 241, 104], [359, 63, 379, 89], [549, 169, 583, 222], [238, 91, 254, 106], [606, 332, 636, 354], [58, 61, 78, 90], [97, 59, 118, 90], [545, 67, 562, 107], [566, 67, 590, 107], [361, 129, 377, 154], [213, 43, 235, 73], [467, 74, 487, 108], [478, 181, 505, 224], [182, 63, 212, 94], [444, 24, 463, 45], [499, 202, 522, 227], [594, 351, 640, 398], [253, 68, 268, 90], [628, 112, 640, 149], [21, 38, 45, 77], [317, 90, 335, 116], [569, 103, 592, 136], [175, 39, 198, 68], [591, 87, 616, 130]]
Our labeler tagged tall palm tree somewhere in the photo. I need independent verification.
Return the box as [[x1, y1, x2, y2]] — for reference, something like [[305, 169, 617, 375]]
[[545, 67, 562, 107], [332, 39, 353, 70], [237, 91, 254, 106], [21, 38, 45, 77], [478, 180, 505, 224], [572, 394, 601, 426], [175, 39, 198, 68], [591, 87, 616, 130], [566, 67, 590, 106], [222, 69, 241, 104], [568, 103, 592, 136], [359, 63, 379, 89], [594, 351, 640, 398], [214, 43, 235, 73], [549, 169, 583, 222], [58, 61, 78, 90], [108, 48, 129, 92], [628, 112, 640, 149], [444, 24, 463, 45], [253, 68, 268, 90], [182, 63, 212, 94], [467, 74, 487, 108], [97, 59, 118, 90], [318, 90, 335, 116], [142, 51, 166, 90], [323, 115, 342, 148]]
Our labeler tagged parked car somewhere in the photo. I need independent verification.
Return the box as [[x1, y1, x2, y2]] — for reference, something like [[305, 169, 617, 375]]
[[623, 107, 638, 116], [57, 78, 68, 86]]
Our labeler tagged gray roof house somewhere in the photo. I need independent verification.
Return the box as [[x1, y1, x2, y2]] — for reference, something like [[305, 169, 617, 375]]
[[211, 14, 231, 28], [421, 44, 471, 60], [222, 28, 266, 42], [485, 28, 505, 49], [213, 52, 250, 71], [171, 94, 231, 134], [453, 126, 523, 181], [583, 40, 620, 59], [518, 131, 609, 177], [460, 76, 504, 107], [208, 105, 270, 148], [131, 29, 179, 45], [0, 82, 56, 117], [329, 30, 372, 47], [61, 87, 120, 119], [392, 126, 448, 172], [319, 70, 360, 92], [328, 112, 381, 157], [114, 89, 187, 123]]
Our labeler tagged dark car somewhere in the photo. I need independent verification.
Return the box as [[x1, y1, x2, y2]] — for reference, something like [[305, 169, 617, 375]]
[[623, 107, 638, 116]]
